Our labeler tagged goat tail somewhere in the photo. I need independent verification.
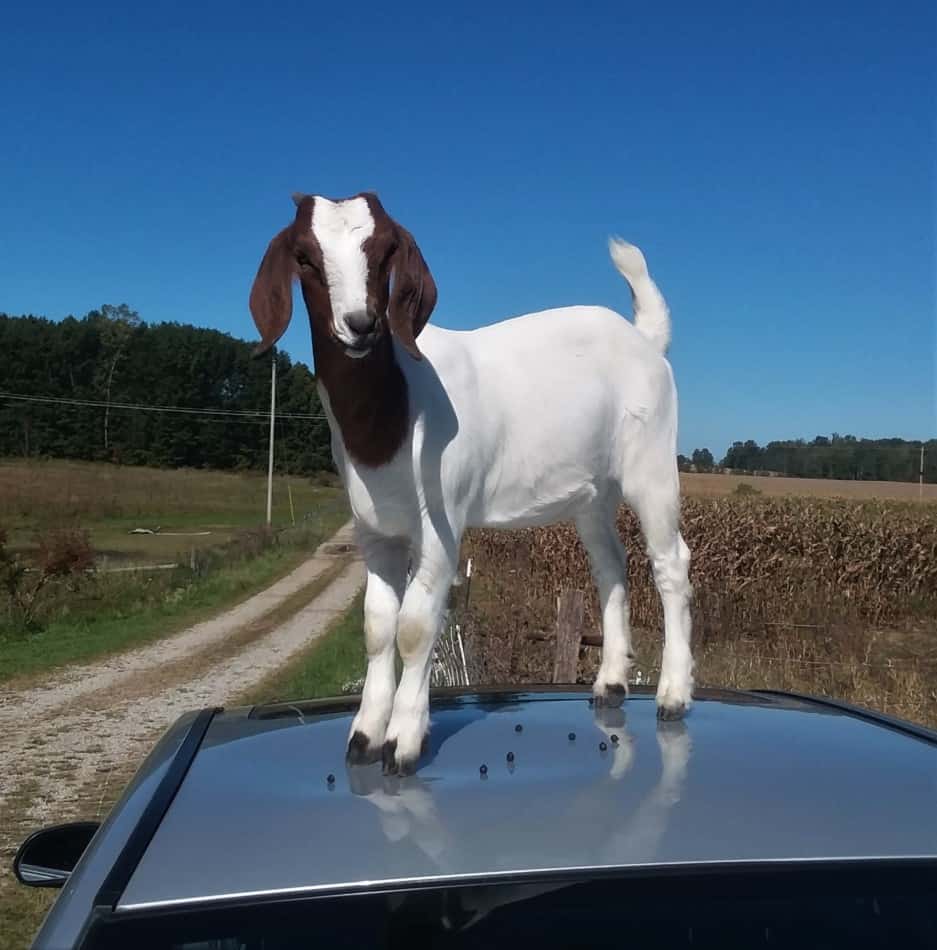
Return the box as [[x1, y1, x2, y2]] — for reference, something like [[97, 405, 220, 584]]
[[608, 238, 671, 354]]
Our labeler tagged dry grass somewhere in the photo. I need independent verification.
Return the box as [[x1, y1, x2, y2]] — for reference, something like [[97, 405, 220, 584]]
[[0, 459, 342, 566], [460, 495, 937, 729], [0, 460, 349, 677], [682, 471, 937, 501]]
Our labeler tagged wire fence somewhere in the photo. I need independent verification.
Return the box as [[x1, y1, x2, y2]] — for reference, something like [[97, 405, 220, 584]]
[[0, 389, 328, 420]]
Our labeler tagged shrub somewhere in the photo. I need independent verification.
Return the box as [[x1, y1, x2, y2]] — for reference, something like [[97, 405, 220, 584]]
[[1, 526, 95, 632]]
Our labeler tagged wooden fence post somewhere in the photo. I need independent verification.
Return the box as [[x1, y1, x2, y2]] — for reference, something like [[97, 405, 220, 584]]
[[552, 589, 585, 684]]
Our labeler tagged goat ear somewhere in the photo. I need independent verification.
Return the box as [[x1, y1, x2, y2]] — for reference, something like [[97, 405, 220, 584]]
[[249, 227, 295, 357], [388, 224, 437, 361]]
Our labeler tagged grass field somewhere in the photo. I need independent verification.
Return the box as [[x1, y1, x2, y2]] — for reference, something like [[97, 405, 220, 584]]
[[0, 460, 349, 680], [681, 471, 936, 501], [0, 459, 343, 566]]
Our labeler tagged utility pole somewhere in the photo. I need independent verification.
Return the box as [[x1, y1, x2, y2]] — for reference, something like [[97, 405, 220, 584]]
[[266, 352, 277, 527]]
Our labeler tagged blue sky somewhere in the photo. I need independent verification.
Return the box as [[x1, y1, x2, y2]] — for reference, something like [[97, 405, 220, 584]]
[[2, 0, 934, 457]]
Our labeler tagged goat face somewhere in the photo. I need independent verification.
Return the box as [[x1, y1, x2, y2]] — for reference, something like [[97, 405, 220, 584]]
[[249, 192, 437, 361]]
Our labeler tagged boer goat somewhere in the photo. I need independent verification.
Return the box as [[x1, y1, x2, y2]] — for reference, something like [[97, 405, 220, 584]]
[[250, 192, 693, 775]]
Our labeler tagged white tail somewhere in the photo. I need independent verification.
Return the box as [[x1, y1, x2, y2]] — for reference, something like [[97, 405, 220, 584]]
[[608, 238, 671, 354]]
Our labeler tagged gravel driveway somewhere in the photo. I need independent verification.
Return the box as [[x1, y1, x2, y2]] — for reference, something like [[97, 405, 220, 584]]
[[0, 521, 364, 942]]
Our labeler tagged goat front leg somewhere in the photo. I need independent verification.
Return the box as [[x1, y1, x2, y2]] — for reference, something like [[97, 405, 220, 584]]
[[347, 535, 409, 765], [383, 534, 457, 776]]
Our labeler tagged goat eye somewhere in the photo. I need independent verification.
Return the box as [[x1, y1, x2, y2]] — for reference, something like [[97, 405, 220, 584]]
[[296, 252, 319, 274]]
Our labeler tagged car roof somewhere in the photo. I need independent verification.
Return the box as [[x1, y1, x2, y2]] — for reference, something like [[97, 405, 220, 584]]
[[116, 687, 937, 913]]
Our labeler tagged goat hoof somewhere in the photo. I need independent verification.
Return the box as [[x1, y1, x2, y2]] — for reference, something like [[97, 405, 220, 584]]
[[656, 701, 688, 721], [346, 730, 381, 766], [381, 737, 423, 777], [594, 683, 628, 708], [381, 739, 399, 775]]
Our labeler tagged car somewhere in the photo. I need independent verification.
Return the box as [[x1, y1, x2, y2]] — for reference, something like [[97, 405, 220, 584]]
[[15, 686, 937, 949]]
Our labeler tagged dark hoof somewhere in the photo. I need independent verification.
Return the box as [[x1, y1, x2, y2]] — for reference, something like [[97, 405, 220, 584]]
[[382, 738, 399, 775], [346, 730, 381, 766], [381, 737, 423, 777], [594, 683, 628, 708], [657, 702, 688, 721]]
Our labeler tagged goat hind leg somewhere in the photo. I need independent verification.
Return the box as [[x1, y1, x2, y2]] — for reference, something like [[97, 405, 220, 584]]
[[634, 490, 694, 719], [576, 508, 634, 708]]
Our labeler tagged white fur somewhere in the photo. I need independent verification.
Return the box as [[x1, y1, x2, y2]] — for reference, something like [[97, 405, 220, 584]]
[[332, 240, 693, 772], [311, 197, 375, 350], [608, 238, 671, 353]]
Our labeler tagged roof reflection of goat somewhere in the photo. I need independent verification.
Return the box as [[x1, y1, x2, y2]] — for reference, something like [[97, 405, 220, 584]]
[[348, 713, 691, 934]]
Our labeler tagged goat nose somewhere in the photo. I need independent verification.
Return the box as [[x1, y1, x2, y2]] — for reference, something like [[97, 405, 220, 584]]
[[345, 311, 377, 335]]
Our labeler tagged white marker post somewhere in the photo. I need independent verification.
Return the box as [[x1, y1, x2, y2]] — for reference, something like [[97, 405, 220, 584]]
[[921, 443, 925, 502]]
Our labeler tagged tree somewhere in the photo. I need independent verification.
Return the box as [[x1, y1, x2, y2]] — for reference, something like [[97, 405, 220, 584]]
[[0, 310, 334, 475], [691, 448, 714, 472], [721, 440, 764, 473], [91, 304, 142, 455]]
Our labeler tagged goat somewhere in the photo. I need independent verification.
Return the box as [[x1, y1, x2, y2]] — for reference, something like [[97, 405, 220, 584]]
[[250, 192, 693, 775]]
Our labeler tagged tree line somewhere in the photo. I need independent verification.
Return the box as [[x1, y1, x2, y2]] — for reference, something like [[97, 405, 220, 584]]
[[0, 307, 333, 474], [2, 309, 931, 484], [680, 435, 936, 483]]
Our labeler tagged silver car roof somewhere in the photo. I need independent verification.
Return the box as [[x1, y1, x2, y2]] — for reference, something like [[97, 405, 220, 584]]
[[117, 687, 937, 912]]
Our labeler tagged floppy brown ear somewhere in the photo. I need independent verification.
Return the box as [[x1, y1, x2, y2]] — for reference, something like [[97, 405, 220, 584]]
[[388, 224, 437, 361], [249, 227, 295, 357]]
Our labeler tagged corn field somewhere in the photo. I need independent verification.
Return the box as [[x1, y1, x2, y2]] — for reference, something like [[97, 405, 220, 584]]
[[457, 497, 937, 728]]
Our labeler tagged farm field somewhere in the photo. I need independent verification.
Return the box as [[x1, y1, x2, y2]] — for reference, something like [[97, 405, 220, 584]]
[[681, 471, 937, 501], [0, 458, 343, 567], [0, 460, 349, 680], [460, 492, 937, 729]]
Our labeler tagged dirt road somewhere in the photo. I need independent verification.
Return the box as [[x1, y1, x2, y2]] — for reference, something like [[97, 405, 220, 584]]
[[0, 522, 364, 943]]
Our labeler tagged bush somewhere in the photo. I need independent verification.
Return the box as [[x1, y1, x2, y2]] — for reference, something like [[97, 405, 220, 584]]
[[1, 526, 95, 632], [35, 528, 95, 577]]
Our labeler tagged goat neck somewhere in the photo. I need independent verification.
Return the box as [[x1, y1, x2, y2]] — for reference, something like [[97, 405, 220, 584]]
[[311, 324, 410, 469]]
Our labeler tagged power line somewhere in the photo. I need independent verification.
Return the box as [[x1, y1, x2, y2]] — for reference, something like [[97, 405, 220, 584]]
[[0, 390, 328, 421]]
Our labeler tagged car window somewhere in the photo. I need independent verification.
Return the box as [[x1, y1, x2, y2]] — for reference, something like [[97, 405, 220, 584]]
[[87, 865, 937, 949]]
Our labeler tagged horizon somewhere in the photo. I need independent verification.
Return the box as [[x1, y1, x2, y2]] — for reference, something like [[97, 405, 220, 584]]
[[2, 1, 934, 456], [1, 307, 931, 463]]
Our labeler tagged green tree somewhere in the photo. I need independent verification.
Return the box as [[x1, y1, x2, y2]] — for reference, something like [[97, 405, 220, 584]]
[[90, 304, 142, 456], [0, 311, 333, 474]]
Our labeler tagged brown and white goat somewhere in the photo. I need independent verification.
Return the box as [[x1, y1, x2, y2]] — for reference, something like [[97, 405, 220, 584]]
[[250, 192, 693, 775]]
